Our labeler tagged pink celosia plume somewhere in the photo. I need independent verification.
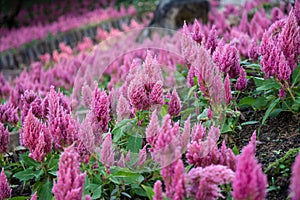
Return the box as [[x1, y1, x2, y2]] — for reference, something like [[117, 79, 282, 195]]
[[0, 168, 11, 200]]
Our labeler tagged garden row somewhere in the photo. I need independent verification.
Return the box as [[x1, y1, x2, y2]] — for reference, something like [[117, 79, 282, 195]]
[[0, 0, 299, 199]]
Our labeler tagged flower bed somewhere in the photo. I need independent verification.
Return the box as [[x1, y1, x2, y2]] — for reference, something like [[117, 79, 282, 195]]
[[0, 0, 300, 200]]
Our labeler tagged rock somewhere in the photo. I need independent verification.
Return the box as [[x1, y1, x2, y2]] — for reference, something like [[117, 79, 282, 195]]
[[150, 0, 210, 30]]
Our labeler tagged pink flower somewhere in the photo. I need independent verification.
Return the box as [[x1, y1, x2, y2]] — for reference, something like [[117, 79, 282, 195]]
[[22, 109, 52, 161], [92, 87, 110, 133], [235, 67, 247, 91], [232, 131, 267, 200], [100, 133, 114, 168], [52, 146, 86, 200], [128, 78, 149, 111], [205, 25, 218, 54], [30, 192, 37, 200], [153, 180, 163, 200], [0, 168, 11, 200], [290, 151, 300, 200], [224, 74, 232, 105], [81, 82, 93, 108], [0, 123, 9, 153], [168, 89, 181, 117], [192, 19, 204, 44], [116, 95, 131, 121], [239, 11, 249, 33], [213, 42, 240, 78], [0, 102, 19, 125], [248, 39, 259, 61], [277, 52, 291, 81], [136, 145, 147, 167], [181, 116, 191, 151], [186, 165, 235, 200], [146, 110, 160, 148], [149, 81, 164, 106], [279, 9, 300, 72]]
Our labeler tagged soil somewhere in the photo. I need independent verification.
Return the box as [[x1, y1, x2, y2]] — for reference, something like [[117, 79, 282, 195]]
[[231, 109, 300, 200]]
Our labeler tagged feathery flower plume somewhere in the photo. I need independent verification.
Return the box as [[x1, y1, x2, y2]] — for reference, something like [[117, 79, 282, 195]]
[[128, 78, 149, 111], [205, 25, 218, 54], [137, 145, 147, 167], [116, 95, 131, 121], [0, 102, 19, 125], [149, 81, 164, 106], [213, 42, 241, 78], [146, 110, 160, 148], [100, 133, 115, 168], [82, 82, 93, 108], [168, 89, 181, 117], [248, 38, 259, 61], [0, 123, 9, 153], [30, 192, 37, 200], [0, 168, 11, 200], [192, 19, 204, 44], [277, 52, 292, 81], [279, 9, 300, 72], [181, 116, 191, 151], [232, 131, 267, 200], [153, 180, 163, 200], [92, 87, 110, 133], [289, 151, 300, 200], [22, 109, 52, 161], [186, 165, 235, 200], [172, 159, 185, 200], [224, 74, 232, 105], [52, 146, 86, 200], [239, 11, 249, 33], [235, 67, 247, 91]]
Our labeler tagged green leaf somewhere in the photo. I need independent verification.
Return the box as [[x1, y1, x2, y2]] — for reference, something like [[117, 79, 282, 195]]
[[142, 185, 155, 200], [241, 121, 258, 126], [269, 108, 283, 117], [127, 134, 143, 154], [21, 156, 40, 168], [38, 180, 53, 200], [9, 197, 29, 200], [113, 169, 144, 185], [160, 104, 168, 117], [252, 96, 269, 110], [121, 192, 132, 199], [233, 145, 239, 155], [13, 168, 36, 182], [237, 97, 255, 108], [91, 185, 102, 199], [262, 98, 280, 125], [292, 64, 300, 87]]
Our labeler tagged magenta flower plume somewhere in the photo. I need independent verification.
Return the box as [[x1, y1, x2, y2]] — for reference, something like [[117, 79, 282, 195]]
[[172, 159, 185, 200], [181, 116, 191, 151], [0, 123, 9, 153], [235, 67, 247, 91], [192, 19, 204, 44], [100, 133, 115, 168], [205, 25, 218, 54], [277, 52, 292, 81], [279, 9, 300, 72], [137, 145, 147, 167], [30, 192, 37, 200], [116, 95, 131, 121], [289, 151, 300, 200], [81, 82, 93, 108], [22, 109, 52, 161], [213, 42, 241, 78], [0, 168, 11, 200], [149, 81, 164, 106], [0, 102, 19, 125], [239, 11, 249, 33], [52, 146, 86, 200], [186, 165, 235, 200], [92, 87, 110, 133], [20, 90, 43, 122], [153, 180, 163, 200], [146, 110, 160, 148], [224, 74, 232, 105], [168, 89, 181, 117], [128, 78, 149, 111], [248, 39, 259, 61], [232, 131, 267, 200]]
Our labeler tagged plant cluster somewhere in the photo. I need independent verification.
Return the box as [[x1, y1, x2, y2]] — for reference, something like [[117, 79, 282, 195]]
[[0, 0, 300, 199]]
